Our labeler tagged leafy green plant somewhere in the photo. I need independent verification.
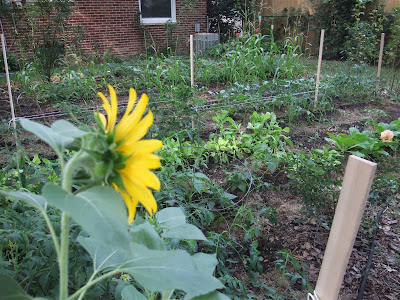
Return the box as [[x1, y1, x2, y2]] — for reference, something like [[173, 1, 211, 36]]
[[19, 0, 75, 80], [206, 110, 293, 169], [274, 249, 312, 294], [326, 119, 400, 159], [344, 2, 386, 64], [244, 111, 293, 172], [287, 145, 344, 217]]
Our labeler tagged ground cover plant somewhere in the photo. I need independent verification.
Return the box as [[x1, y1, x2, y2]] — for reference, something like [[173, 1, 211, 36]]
[[1, 26, 400, 300]]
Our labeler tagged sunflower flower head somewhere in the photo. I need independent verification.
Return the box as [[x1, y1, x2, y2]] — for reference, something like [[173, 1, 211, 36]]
[[89, 85, 162, 223]]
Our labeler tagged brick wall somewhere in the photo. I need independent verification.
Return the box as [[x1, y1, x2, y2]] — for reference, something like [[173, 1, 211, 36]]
[[2, 0, 207, 57]]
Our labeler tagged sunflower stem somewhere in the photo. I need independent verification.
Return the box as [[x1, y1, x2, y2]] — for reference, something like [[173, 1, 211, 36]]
[[41, 210, 60, 257], [59, 150, 83, 300], [162, 290, 175, 300], [59, 213, 70, 300], [67, 269, 121, 300]]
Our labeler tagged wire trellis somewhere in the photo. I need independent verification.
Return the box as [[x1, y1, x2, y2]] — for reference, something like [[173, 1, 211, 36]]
[[7, 90, 315, 127]]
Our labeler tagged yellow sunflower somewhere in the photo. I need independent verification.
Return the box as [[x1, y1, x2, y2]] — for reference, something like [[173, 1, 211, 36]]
[[96, 85, 162, 223]]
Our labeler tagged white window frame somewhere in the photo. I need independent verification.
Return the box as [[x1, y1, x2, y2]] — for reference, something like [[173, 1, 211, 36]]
[[139, 0, 176, 25]]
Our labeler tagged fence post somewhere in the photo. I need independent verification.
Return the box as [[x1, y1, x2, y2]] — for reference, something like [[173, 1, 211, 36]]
[[377, 33, 385, 80], [1, 33, 16, 130], [190, 34, 194, 87], [313, 155, 377, 300], [190, 35, 195, 129], [314, 29, 325, 109]]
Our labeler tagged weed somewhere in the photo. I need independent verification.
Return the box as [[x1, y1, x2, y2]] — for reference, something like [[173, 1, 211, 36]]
[[274, 249, 312, 295]]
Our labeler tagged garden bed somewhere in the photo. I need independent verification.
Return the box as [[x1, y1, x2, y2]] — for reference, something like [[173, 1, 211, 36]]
[[1, 76, 400, 299]]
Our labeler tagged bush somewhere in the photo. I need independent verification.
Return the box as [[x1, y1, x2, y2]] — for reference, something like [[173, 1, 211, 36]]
[[0, 53, 20, 73]]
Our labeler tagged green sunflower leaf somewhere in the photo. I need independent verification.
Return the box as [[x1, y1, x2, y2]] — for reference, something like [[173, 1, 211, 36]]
[[43, 184, 129, 248], [156, 207, 186, 228], [190, 291, 230, 300], [0, 274, 33, 300], [161, 223, 207, 241], [123, 245, 224, 299], [120, 285, 147, 300], [130, 221, 166, 250], [51, 120, 88, 138], [191, 253, 218, 276], [77, 236, 126, 272], [0, 190, 47, 211], [20, 118, 73, 155]]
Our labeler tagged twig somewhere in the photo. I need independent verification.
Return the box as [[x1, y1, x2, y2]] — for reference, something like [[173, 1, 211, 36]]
[[357, 195, 395, 300]]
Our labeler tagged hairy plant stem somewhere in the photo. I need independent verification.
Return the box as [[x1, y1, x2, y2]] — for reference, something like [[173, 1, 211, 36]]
[[67, 269, 121, 300], [41, 210, 60, 257], [76, 271, 97, 300], [59, 213, 70, 300], [59, 150, 82, 300]]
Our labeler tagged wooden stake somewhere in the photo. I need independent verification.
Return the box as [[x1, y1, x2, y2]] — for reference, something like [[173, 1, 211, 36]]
[[377, 33, 385, 79], [314, 155, 377, 300], [190, 35, 195, 130], [190, 34, 194, 87], [1, 33, 16, 130], [314, 29, 325, 109]]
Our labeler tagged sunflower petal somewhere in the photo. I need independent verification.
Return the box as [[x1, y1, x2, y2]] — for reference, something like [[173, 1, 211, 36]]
[[121, 168, 160, 191], [95, 112, 107, 129], [113, 184, 138, 224], [129, 140, 163, 154], [118, 139, 162, 156], [121, 111, 153, 149], [124, 88, 137, 119], [115, 94, 149, 142], [124, 177, 158, 217], [98, 92, 111, 118], [107, 85, 118, 133], [125, 153, 161, 169]]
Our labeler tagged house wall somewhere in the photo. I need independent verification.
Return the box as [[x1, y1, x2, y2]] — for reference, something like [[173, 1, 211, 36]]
[[2, 0, 207, 57], [70, 0, 207, 56]]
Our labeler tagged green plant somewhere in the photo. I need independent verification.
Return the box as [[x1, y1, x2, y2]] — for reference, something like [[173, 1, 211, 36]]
[[344, 2, 386, 64], [287, 145, 344, 217], [231, 204, 277, 244], [309, 0, 358, 59], [243, 111, 293, 172], [20, 0, 75, 80], [206, 110, 244, 163], [0, 87, 226, 299], [274, 249, 312, 294], [207, 0, 249, 41], [325, 120, 400, 159], [0, 53, 20, 73]]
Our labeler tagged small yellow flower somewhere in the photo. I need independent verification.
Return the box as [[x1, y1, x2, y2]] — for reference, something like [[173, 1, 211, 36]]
[[380, 130, 394, 143], [121, 274, 131, 281], [96, 85, 162, 223]]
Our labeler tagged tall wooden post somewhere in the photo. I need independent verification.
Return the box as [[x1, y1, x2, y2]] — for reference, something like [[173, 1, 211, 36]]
[[314, 29, 325, 109], [1, 33, 16, 130], [377, 33, 385, 79], [314, 155, 377, 300], [190, 34, 194, 87], [190, 35, 195, 129]]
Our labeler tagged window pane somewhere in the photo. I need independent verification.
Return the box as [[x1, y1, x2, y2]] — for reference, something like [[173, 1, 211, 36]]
[[141, 0, 171, 18]]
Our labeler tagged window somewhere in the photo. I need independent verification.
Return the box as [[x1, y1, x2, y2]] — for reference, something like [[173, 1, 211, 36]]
[[139, 0, 176, 24]]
